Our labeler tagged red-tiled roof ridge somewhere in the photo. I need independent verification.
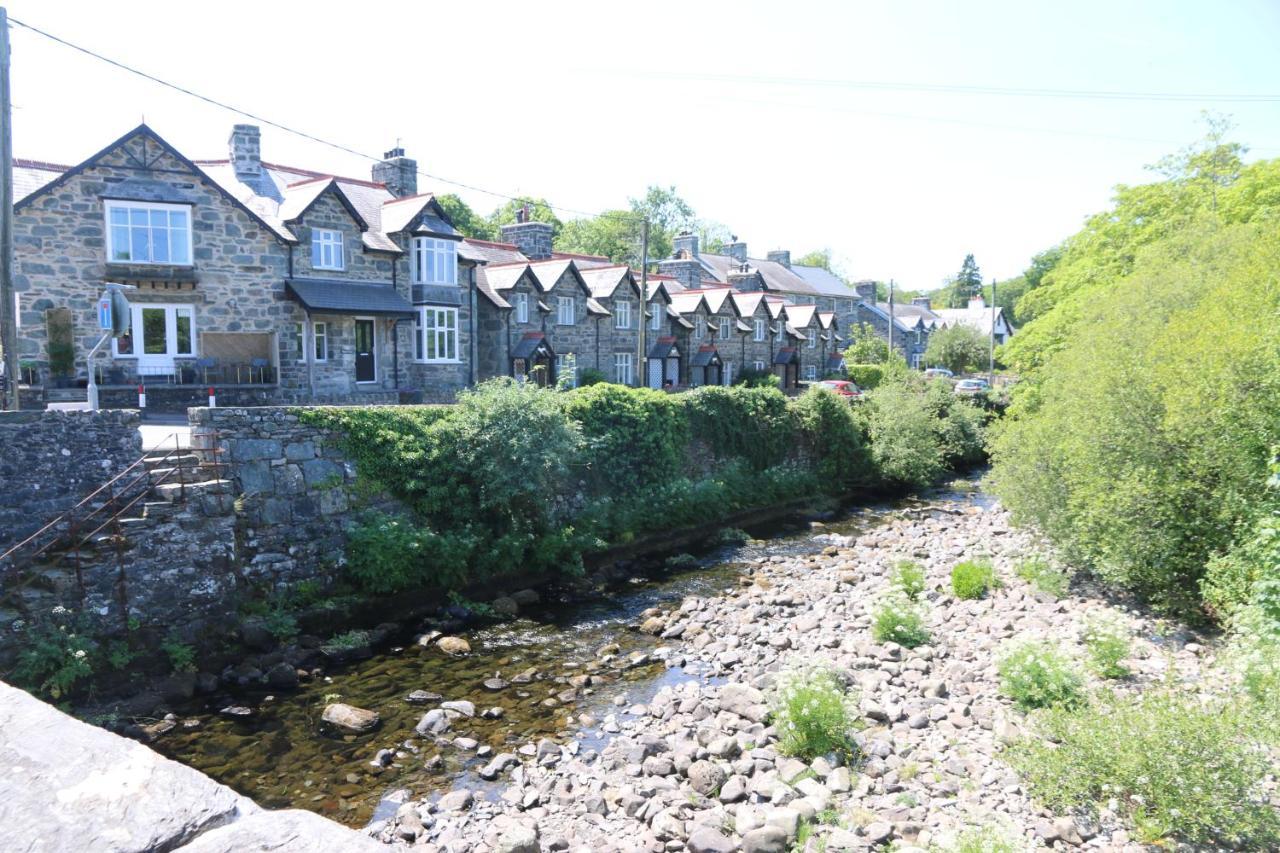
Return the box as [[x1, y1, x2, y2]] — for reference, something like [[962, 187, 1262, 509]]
[[15, 158, 72, 171], [521, 331, 545, 340], [285, 175, 332, 189], [465, 238, 521, 250], [656, 336, 676, 343], [382, 191, 437, 205]]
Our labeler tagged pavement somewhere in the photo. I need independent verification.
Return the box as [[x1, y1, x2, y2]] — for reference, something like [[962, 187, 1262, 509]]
[[137, 413, 192, 450]]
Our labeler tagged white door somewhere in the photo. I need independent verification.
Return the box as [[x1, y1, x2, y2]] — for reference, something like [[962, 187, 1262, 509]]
[[129, 305, 195, 377], [647, 358, 662, 389]]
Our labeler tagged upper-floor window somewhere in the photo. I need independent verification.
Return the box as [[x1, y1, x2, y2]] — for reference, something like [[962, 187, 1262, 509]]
[[808, 332, 816, 349], [693, 318, 704, 340], [412, 237, 458, 285], [753, 318, 766, 341], [514, 291, 529, 324], [718, 317, 730, 340], [650, 306, 663, 332], [557, 296, 576, 326], [614, 301, 631, 329], [312, 229, 344, 270], [106, 201, 192, 265]]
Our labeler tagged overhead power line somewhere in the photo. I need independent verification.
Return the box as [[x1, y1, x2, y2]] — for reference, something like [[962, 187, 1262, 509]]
[[7, 16, 644, 222]]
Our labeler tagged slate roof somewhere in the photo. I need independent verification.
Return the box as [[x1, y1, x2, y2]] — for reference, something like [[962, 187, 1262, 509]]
[[934, 303, 1014, 337], [691, 345, 722, 367], [13, 159, 71, 203], [284, 278, 415, 317], [578, 265, 636, 299], [773, 347, 799, 364], [647, 337, 680, 359], [791, 264, 855, 299], [697, 253, 820, 296], [460, 239, 527, 265], [511, 332, 554, 359], [782, 303, 818, 328]]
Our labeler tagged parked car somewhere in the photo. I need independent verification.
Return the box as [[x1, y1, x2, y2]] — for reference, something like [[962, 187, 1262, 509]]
[[816, 379, 863, 400], [924, 367, 954, 379], [954, 378, 990, 396]]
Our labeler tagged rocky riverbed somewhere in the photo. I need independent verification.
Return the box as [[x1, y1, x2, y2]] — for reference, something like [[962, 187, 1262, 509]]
[[366, 496, 1219, 852]]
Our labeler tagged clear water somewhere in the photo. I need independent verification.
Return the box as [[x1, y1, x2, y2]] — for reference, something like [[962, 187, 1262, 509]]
[[154, 479, 991, 826]]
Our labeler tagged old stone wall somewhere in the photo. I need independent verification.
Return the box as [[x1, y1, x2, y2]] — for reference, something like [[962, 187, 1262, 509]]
[[0, 409, 142, 551]]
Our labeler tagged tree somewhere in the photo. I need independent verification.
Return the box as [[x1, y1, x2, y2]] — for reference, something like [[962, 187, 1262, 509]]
[[486, 196, 563, 241], [436, 194, 496, 241], [697, 220, 734, 254], [796, 249, 833, 270], [923, 324, 988, 374], [556, 212, 640, 265], [946, 254, 983, 308], [843, 323, 890, 364], [629, 186, 694, 262]]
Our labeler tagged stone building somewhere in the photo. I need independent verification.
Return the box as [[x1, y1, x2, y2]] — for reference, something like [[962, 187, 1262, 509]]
[[852, 283, 940, 369], [12, 123, 474, 406]]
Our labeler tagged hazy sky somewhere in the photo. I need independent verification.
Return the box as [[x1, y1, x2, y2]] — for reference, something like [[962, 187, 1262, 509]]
[[6, 0, 1279, 290]]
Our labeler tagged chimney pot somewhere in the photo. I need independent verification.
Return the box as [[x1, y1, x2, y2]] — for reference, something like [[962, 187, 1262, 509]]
[[724, 239, 748, 263], [672, 231, 699, 260]]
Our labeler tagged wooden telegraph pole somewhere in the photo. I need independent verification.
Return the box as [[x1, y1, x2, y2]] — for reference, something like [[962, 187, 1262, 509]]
[[989, 277, 996, 383], [0, 7, 18, 410]]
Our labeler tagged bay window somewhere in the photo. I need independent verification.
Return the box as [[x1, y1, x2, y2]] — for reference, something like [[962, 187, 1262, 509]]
[[106, 201, 192, 265], [411, 237, 458, 285], [416, 306, 459, 362]]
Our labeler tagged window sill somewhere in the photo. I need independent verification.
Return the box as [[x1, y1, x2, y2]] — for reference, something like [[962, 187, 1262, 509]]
[[413, 359, 462, 365], [313, 266, 346, 273]]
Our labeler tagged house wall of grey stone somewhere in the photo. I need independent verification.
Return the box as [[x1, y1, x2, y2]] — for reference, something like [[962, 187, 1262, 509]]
[[0, 409, 142, 551], [475, 297, 510, 381], [853, 303, 930, 364]]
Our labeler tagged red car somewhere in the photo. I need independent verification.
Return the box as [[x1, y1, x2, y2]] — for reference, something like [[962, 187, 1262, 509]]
[[815, 380, 863, 400]]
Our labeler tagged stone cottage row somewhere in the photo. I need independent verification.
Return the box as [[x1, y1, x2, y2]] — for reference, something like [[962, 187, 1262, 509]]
[[9, 123, 1011, 406]]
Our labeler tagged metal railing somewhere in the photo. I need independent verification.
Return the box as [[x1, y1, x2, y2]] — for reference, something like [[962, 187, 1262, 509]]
[[0, 430, 226, 628]]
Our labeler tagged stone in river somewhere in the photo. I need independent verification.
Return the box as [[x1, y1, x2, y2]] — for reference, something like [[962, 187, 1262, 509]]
[[219, 705, 253, 718], [483, 678, 510, 691], [321, 703, 380, 733], [481, 706, 505, 719], [406, 690, 442, 704], [441, 700, 475, 717], [415, 709, 453, 736], [436, 636, 471, 656]]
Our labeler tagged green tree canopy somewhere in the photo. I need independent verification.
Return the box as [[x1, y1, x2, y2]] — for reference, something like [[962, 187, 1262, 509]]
[[436, 194, 496, 241], [923, 323, 988, 374], [556, 212, 642, 266], [486, 196, 563, 241], [843, 323, 890, 365]]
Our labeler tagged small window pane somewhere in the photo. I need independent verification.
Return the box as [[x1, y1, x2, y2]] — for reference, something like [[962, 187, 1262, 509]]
[[111, 226, 131, 261], [131, 228, 149, 263], [142, 308, 167, 354], [110, 208, 128, 225], [175, 310, 192, 354]]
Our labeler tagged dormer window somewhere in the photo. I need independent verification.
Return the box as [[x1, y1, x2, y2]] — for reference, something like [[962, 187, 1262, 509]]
[[693, 318, 704, 340], [614, 300, 631, 329], [106, 201, 192, 265], [753, 319, 766, 341], [514, 292, 529, 324], [411, 237, 457, 285], [312, 229, 344, 271], [718, 317, 730, 340], [650, 306, 663, 332]]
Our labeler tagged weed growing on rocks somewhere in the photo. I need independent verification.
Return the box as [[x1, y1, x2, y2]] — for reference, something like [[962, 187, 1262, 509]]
[[935, 825, 1022, 853], [10, 606, 97, 700], [997, 640, 1083, 710], [1081, 615, 1131, 679], [892, 559, 926, 600], [1009, 689, 1280, 848], [1014, 556, 1069, 597], [951, 558, 997, 599], [872, 595, 931, 648], [770, 662, 860, 760]]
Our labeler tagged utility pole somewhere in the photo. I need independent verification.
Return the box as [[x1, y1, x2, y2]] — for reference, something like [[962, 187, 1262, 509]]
[[0, 7, 17, 410], [988, 276, 996, 383], [638, 218, 648, 388], [886, 279, 894, 358]]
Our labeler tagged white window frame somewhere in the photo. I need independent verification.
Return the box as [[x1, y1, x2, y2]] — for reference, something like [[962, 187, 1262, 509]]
[[614, 351, 634, 385], [112, 303, 196, 359], [911, 352, 923, 369], [650, 305, 663, 332], [753, 319, 766, 341], [312, 321, 329, 362], [614, 300, 631, 330], [411, 237, 458, 285], [693, 318, 704, 340], [753, 360, 765, 372], [805, 364, 817, 380], [416, 306, 459, 363], [557, 296, 576, 326], [718, 316, 730, 340], [808, 331, 816, 349], [312, 228, 345, 271], [105, 200, 193, 266], [514, 292, 529, 324]]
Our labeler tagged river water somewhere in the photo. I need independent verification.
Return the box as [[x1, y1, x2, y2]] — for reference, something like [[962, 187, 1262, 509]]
[[154, 479, 991, 827]]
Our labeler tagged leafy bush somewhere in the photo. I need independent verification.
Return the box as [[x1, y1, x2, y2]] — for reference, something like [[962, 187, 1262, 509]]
[[564, 382, 688, 493], [936, 825, 1021, 853], [683, 385, 795, 471], [923, 323, 990, 374], [871, 595, 930, 648], [1008, 690, 1280, 847], [1201, 454, 1280, 621], [1015, 557, 1069, 598], [732, 367, 780, 389], [345, 512, 472, 594], [321, 629, 371, 653], [10, 606, 97, 700], [791, 386, 875, 489], [770, 662, 860, 759], [866, 381, 946, 487], [844, 363, 884, 391], [997, 641, 1083, 710], [1081, 615, 1130, 679], [161, 638, 197, 673], [892, 560, 926, 600], [577, 367, 607, 387], [951, 559, 996, 599]]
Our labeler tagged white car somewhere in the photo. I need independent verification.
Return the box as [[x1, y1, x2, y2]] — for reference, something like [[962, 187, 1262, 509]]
[[954, 378, 990, 396]]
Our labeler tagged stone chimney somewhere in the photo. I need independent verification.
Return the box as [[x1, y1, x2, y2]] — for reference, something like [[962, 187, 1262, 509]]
[[500, 207, 554, 260], [672, 231, 699, 259], [229, 124, 261, 181], [372, 146, 418, 198], [657, 257, 703, 291], [728, 264, 760, 293], [767, 250, 791, 268], [968, 295, 986, 310], [854, 281, 878, 302], [912, 296, 932, 309], [723, 237, 748, 263]]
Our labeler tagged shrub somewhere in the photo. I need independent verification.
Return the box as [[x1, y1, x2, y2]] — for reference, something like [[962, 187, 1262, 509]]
[[733, 367, 780, 389], [576, 367, 607, 386], [997, 641, 1083, 710], [791, 386, 875, 490], [872, 595, 930, 648], [923, 323, 990, 375], [10, 606, 97, 700], [565, 382, 688, 493], [938, 825, 1021, 853], [321, 630, 371, 653], [891, 560, 926, 600], [1015, 557, 1069, 598], [1081, 615, 1130, 679], [845, 363, 885, 391], [866, 381, 946, 487], [951, 559, 996, 599], [1008, 690, 1280, 847], [161, 638, 197, 673], [684, 385, 795, 471], [345, 512, 472, 594], [770, 662, 860, 759]]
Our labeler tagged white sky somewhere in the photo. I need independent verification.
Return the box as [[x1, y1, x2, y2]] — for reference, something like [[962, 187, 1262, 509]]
[[6, 0, 1279, 290]]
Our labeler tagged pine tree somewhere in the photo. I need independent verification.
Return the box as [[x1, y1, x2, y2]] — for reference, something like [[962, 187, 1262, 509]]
[[949, 254, 983, 308]]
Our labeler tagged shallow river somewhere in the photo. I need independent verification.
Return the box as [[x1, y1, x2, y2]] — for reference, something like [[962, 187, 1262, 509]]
[[154, 480, 991, 827]]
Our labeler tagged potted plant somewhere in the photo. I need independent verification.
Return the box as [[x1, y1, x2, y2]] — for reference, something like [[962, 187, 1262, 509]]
[[47, 341, 75, 388]]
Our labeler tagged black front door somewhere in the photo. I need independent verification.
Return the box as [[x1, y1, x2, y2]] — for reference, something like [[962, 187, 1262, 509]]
[[355, 319, 376, 383]]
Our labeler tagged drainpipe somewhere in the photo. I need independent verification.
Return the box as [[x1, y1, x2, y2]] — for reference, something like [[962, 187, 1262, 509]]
[[595, 314, 601, 372], [304, 308, 314, 400], [505, 308, 513, 377], [469, 266, 477, 387]]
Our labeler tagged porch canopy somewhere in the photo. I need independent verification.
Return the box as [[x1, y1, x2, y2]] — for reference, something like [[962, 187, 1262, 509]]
[[825, 353, 845, 371], [691, 345, 722, 367], [773, 347, 799, 365], [511, 332, 555, 360], [647, 336, 680, 359], [285, 278, 415, 318]]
